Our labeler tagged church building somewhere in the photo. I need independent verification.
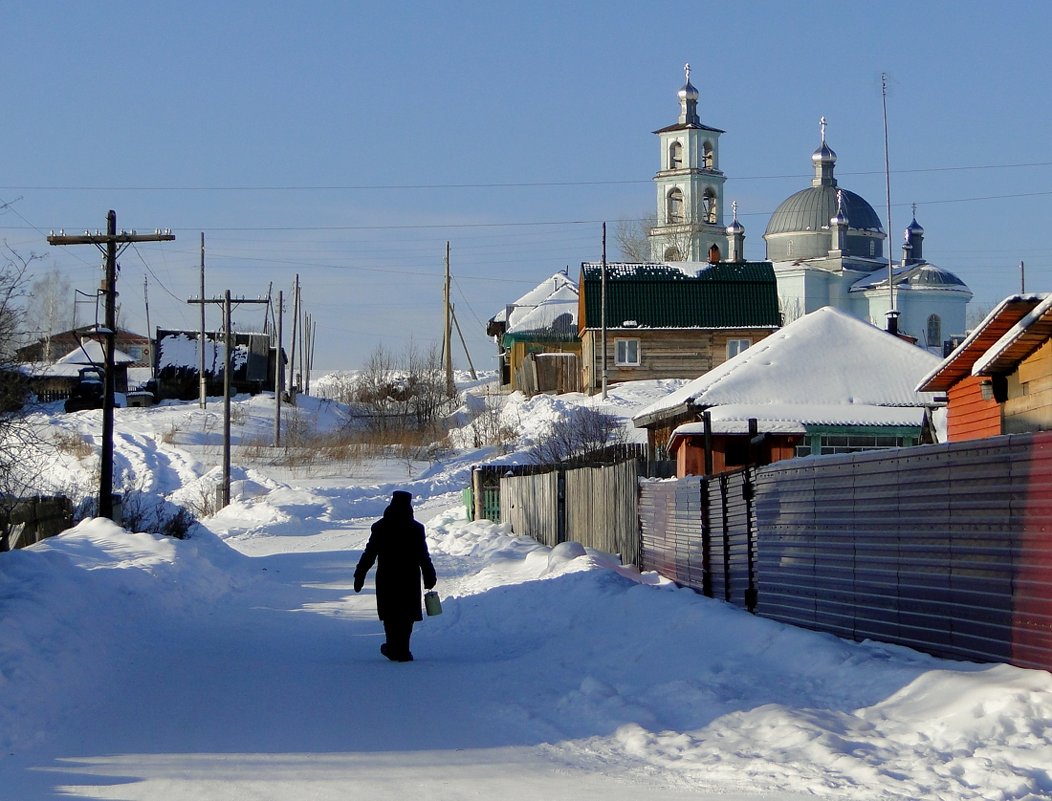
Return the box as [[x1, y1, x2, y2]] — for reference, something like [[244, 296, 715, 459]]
[[764, 120, 972, 351], [643, 69, 972, 353]]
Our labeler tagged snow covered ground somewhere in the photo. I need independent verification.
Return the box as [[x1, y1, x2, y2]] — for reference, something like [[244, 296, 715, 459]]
[[2, 379, 1052, 801]]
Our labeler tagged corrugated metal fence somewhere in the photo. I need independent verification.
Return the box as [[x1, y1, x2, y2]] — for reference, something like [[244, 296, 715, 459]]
[[639, 432, 1052, 672]]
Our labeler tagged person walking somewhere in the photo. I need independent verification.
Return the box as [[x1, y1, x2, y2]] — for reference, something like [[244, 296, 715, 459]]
[[353, 490, 437, 662]]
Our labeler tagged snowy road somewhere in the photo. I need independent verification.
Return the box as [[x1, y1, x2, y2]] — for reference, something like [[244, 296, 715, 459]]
[[3, 390, 1052, 800]]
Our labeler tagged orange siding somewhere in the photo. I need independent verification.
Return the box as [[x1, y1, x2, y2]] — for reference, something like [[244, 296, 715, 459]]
[[947, 375, 1003, 441]]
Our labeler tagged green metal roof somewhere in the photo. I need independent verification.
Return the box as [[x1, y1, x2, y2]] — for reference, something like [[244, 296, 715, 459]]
[[579, 262, 781, 329]]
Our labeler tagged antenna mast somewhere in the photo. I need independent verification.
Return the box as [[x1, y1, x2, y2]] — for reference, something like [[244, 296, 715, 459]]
[[882, 73, 897, 333]]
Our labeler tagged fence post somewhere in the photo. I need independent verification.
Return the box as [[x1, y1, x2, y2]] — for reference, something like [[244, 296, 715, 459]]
[[743, 467, 758, 613], [720, 474, 732, 602], [703, 410, 713, 476], [557, 467, 566, 544], [700, 476, 713, 597]]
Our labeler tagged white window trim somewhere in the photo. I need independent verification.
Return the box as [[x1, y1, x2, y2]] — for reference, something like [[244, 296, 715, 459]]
[[727, 338, 751, 359], [615, 338, 641, 367]]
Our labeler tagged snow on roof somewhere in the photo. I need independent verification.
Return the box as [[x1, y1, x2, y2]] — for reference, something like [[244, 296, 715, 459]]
[[634, 306, 942, 426], [971, 293, 1052, 375], [505, 284, 579, 336], [491, 273, 576, 325], [916, 293, 1051, 391], [850, 261, 971, 293], [671, 402, 927, 436], [158, 332, 246, 371], [55, 340, 135, 366]]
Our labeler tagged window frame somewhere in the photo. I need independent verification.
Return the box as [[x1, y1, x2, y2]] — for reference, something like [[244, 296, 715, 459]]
[[614, 338, 641, 367], [726, 338, 751, 359]]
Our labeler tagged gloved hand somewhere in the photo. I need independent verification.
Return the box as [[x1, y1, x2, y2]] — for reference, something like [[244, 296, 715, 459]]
[[353, 575, 364, 593]]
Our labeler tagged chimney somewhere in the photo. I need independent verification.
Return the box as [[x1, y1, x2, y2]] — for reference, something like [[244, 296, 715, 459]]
[[886, 309, 900, 336]]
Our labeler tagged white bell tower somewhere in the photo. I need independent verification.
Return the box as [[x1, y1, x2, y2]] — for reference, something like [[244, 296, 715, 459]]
[[648, 64, 728, 262]]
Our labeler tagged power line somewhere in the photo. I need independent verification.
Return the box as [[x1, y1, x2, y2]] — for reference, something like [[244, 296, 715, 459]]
[[3, 159, 1051, 192]]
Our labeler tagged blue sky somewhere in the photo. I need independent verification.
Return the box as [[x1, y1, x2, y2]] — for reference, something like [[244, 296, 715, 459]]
[[2, 1, 1051, 371]]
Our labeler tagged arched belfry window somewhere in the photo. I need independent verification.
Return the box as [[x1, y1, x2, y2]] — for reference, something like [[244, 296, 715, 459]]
[[703, 189, 717, 224], [703, 141, 714, 170], [667, 188, 684, 224], [669, 141, 683, 170], [664, 246, 682, 261], [927, 314, 942, 347]]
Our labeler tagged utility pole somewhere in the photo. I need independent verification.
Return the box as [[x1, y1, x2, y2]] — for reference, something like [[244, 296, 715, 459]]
[[188, 291, 269, 508], [1021, 260, 1026, 294], [274, 290, 283, 447], [288, 274, 299, 399], [143, 275, 153, 379], [199, 233, 207, 408], [48, 210, 174, 521], [443, 241, 454, 396], [450, 305, 478, 380], [601, 222, 608, 400]]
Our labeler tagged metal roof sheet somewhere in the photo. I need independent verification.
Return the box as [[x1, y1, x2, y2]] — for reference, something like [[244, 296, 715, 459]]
[[579, 261, 781, 330]]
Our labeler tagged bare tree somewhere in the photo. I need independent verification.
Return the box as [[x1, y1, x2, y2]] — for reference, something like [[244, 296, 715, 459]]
[[0, 244, 48, 500], [616, 213, 700, 262], [615, 214, 656, 262], [348, 341, 455, 434], [527, 407, 626, 464], [25, 265, 73, 362]]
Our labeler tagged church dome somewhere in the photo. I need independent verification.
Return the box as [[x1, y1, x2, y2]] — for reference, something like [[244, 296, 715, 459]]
[[766, 186, 883, 235], [903, 263, 968, 289], [764, 119, 885, 262]]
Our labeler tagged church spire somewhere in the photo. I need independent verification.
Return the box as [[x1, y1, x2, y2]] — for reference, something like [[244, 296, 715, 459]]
[[677, 62, 700, 126], [812, 116, 838, 188]]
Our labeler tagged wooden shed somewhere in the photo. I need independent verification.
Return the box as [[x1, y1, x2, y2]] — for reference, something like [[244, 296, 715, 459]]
[[918, 293, 1052, 440]]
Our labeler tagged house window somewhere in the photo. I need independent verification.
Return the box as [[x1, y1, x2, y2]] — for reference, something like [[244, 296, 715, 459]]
[[666, 189, 684, 223], [669, 141, 683, 170], [727, 338, 751, 359], [927, 314, 942, 346], [796, 433, 910, 458], [615, 338, 640, 366]]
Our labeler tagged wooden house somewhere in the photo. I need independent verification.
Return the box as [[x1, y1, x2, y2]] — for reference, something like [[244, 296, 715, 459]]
[[499, 283, 581, 395], [24, 340, 135, 403], [488, 272, 577, 390], [633, 307, 943, 475], [16, 327, 153, 368], [917, 293, 1052, 440], [577, 260, 781, 393]]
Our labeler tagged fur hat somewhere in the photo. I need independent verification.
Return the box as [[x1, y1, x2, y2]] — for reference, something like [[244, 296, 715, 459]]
[[391, 490, 412, 507]]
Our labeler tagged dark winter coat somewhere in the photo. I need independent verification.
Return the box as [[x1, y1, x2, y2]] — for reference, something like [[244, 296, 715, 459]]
[[354, 502, 436, 622]]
